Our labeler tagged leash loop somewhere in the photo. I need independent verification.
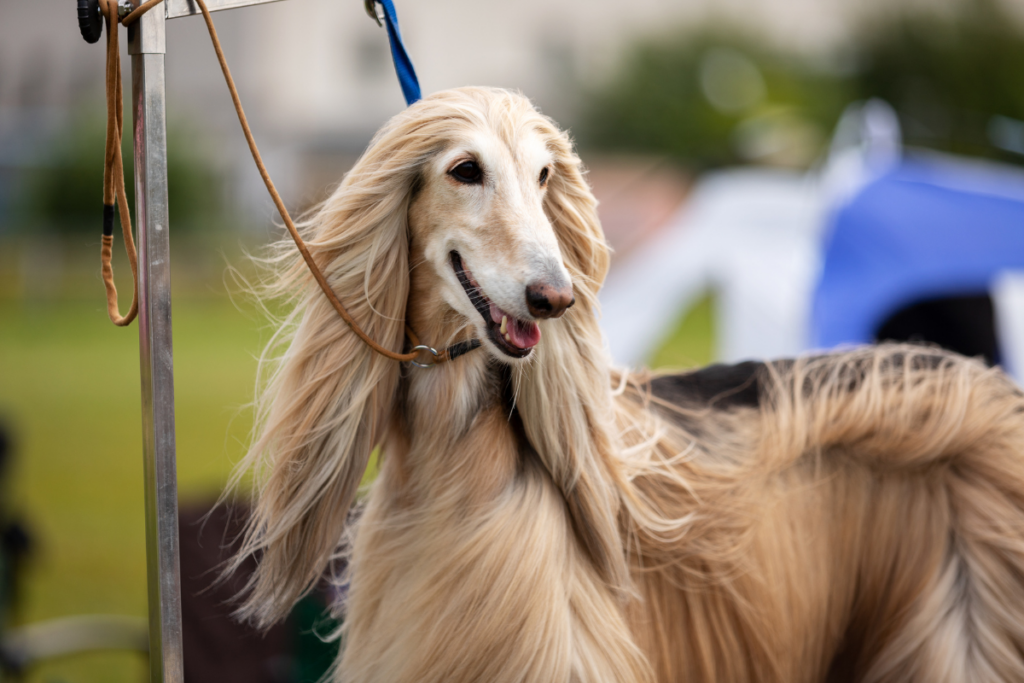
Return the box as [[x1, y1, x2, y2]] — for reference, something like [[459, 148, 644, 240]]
[[97, 0, 139, 327], [408, 344, 441, 369]]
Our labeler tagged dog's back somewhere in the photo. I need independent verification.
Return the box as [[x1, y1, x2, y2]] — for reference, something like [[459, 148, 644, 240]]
[[624, 344, 1024, 682]]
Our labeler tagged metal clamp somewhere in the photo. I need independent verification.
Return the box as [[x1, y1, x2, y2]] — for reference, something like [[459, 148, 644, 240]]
[[364, 0, 383, 26], [408, 344, 439, 369]]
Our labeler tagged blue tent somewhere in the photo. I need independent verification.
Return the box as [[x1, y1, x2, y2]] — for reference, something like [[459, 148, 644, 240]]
[[812, 158, 1024, 350]]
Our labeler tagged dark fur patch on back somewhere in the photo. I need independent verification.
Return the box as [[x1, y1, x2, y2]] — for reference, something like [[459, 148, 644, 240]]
[[650, 361, 765, 410], [649, 348, 957, 415]]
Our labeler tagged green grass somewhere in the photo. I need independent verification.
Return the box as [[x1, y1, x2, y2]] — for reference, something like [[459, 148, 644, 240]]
[[647, 292, 716, 371], [0, 292, 269, 683]]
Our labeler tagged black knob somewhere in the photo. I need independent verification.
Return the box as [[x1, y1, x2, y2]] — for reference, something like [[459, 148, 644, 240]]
[[78, 0, 103, 44]]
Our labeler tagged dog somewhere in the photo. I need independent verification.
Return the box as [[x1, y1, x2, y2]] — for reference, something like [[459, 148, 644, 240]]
[[227, 87, 1024, 682]]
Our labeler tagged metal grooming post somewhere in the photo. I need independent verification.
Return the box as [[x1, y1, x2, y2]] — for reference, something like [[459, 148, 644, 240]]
[[124, 0, 282, 680]]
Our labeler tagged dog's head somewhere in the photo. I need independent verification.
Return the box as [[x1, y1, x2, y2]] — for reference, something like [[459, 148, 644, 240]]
[[406, 90, 586, 360], [382, 87, 606, 365]]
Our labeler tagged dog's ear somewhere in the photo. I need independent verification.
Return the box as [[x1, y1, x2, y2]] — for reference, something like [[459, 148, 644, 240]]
[[542, 136, 609, 313], [514, 129, 631, 591], [228, 125, 424, 627]]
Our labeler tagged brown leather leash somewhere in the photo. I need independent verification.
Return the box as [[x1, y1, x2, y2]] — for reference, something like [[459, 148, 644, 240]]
[[98, 0, 137, 326], [95, 0, 479, 365]]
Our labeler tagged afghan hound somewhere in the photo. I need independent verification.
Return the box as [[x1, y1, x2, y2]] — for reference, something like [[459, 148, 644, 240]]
[[227, 86, 1024, 682]]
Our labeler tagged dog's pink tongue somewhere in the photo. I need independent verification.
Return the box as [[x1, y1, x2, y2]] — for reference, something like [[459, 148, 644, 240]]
[[508, 317, 541, 349], [488, 302, 540, 349]]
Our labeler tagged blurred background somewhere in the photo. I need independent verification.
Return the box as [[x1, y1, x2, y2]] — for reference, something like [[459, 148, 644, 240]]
[[2, 0, 1024, 680]]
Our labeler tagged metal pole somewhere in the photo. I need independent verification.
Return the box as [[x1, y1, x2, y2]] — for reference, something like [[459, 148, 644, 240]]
[[128, 6, 184, 682]]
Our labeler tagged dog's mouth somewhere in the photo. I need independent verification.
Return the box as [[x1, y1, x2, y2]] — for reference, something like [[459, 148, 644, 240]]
[[450, 251, 540, 359]]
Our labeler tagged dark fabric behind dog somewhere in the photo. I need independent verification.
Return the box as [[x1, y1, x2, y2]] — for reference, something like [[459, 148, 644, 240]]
[[180, 503, 338, 683]]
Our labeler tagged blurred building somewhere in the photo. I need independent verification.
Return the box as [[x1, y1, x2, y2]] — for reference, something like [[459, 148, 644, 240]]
[[0, 0, 989, 230]]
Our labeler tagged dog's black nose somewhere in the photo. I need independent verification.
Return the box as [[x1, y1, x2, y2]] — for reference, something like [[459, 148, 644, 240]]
[[525, 282, 575, 319]]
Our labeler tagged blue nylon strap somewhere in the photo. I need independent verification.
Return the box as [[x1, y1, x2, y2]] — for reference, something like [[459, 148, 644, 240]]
[[374, 0, 421, 105]]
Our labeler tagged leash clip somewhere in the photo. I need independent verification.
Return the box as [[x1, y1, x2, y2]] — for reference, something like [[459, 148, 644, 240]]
[[361, 0, 421, 105], [408, 344, 440, 369], [363, 0, 383, 27]]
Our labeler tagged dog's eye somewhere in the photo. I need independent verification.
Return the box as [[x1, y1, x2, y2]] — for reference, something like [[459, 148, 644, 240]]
[[450, 160, 483, 184], [539, 167, 550, 186]]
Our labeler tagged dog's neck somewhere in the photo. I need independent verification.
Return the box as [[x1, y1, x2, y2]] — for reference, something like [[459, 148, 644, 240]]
[[391, 254, 519, 491], [404, 352, 502, 434], [394, 245, 630, 589], [401, 244, 502, 434], [396, 293, 629, 593], [384, 356, 528, 522]]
